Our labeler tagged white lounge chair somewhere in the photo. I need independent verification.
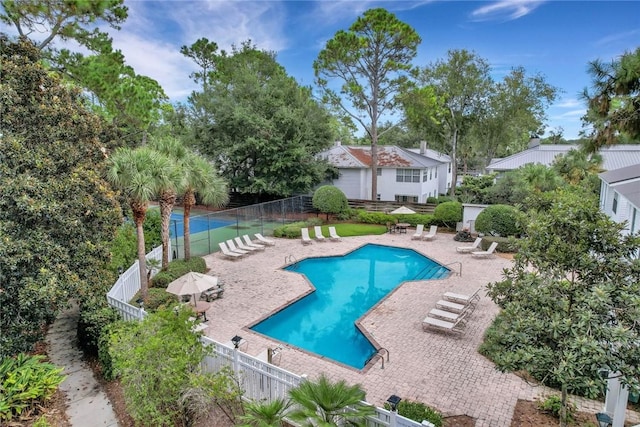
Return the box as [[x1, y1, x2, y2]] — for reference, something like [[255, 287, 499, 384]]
[[328, 226, 342, 241], [227, 239, 250, 255], [456, 237, 483, 253], [435, 299, 467, 313], [443, 288, 481, 305], [234, 236, 263, 252], [243, 234, 266, 249], [422, 311, 469, 333], [218, 242, 244, 259], [411, 224, 424, 240], [313, 226, 327, 242], [427, 308, 463, 322], [255, 233, 276, 246], [472, 241, 499, 258], [300, 227, 313, 245], [422, 225, 438, 241]]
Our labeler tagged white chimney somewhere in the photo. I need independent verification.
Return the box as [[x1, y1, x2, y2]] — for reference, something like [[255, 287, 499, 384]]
[[419, 140, 427, 155], [335, 140, 341, 147], [528, 137, 540, 148]]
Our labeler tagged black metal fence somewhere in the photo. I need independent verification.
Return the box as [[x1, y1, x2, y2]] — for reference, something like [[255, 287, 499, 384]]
[[170, 195, 314, 259]]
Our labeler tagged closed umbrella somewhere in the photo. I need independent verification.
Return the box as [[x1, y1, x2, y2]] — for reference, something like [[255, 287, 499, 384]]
[[166, 272, 219, 305], [390, 206, 416, 215]]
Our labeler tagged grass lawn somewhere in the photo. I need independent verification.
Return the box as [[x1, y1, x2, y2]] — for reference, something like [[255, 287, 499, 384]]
[[313, 223, 387, 237]]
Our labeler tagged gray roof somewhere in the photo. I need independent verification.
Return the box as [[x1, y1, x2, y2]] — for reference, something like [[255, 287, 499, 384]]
[[614, 181, 640, 209], [406, 148, 452, 163], [486, 144, 640, 172], [320, 145, 442, 169], [599, 164, 640, 184]]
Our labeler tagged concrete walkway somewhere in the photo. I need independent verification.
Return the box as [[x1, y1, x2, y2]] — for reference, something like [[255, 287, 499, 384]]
[[46, 304, 118, 427]]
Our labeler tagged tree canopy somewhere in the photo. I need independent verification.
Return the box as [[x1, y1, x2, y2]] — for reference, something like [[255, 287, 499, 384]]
[[1, 0, 168, 146], [0, 36, 122, 356], [582, 47, 640, 149], [483, 188, 640, 425], [314, 8, 421, 200], [185, 41, 334, 198]]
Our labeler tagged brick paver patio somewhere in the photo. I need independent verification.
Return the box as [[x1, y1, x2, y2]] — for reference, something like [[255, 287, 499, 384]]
[[201, 232, 640, 427]]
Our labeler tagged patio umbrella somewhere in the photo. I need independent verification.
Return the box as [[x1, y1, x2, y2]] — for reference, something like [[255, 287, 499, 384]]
[[390, 206, 416, 215], [166, 271, 219, 305]]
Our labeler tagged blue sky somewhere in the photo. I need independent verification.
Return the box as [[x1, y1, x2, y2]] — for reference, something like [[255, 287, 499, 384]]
[[97, 1, 639, 139]]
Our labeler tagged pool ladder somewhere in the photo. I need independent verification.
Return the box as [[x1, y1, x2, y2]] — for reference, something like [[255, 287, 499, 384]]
[[284, 254, 297, 265], [443, 261, 462, 277], [370, 347, 390, 369]]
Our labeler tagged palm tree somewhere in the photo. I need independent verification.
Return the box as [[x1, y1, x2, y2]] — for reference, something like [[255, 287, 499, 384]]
[[108, 147, 173, 299], [148, 137, 186, 268], [238, 398, 290, 427], [288, 374, 374, 426], [181, 153, 228, 260]]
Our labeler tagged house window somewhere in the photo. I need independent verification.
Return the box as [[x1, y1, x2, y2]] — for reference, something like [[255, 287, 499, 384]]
[[612, 193, 618, 214], [429, 169, 433, 180], [376, 194, 381, 201], [448, 163, 451, 173], [396, 169, 420, 183], [395, 195, 418, 203], [435, 168, 438, 179], [422, 169, 428, 182], [632, 208, 637, 233], [377, 168, 382, 176]]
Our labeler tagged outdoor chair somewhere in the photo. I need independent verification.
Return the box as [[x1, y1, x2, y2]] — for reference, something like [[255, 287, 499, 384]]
[[443, 288, 481, 305], [422, 310, 469, 333], [313, 226, 327, 242], [411, 224, 424, 240], [255, 233, 276, 246], [234, 236, 264, 252], [435, 299, 467, 313], [218, 242, 244, 259], [243, 234, 266, 249], [328, 226, 342, 241], [422, 225, 438, 241], [300, 227, 313, 245], [471, 242, 499, 258], [386, 222, 396, 234], [456, 237, 483, 253], [226, 239, 250, 255]]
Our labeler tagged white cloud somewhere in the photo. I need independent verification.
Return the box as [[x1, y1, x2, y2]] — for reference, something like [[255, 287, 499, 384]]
[[471, 0, 546, 22], [552, 109, 585, 119], [594, 29, 640, 47], [555, 98, 583, 109]]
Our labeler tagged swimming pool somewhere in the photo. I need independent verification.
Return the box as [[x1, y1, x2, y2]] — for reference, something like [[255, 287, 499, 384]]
[[169, 212, 234, 238], [251, 244, 449, 369]]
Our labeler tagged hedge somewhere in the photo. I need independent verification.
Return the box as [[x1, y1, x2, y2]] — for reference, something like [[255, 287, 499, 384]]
[[273, 218, 323, 238], [433, 201, 462, 228], [150, 257, 207, 288], [479, 236, 519, 253], [475, 204, 523, 237]]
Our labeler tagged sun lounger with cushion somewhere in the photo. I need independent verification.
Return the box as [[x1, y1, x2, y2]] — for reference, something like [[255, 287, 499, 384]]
[[422, 311, 469, 333], [435, 299, 466, 313], [255, 233, 276, 246], [427, 308, 463, 322], [443, 288, 481, 305], [234, 236, 264, 252], [328, 226, 342, 241], [243, 234, 266, 249], [218, 242, 244, 259], [313, 226, 326, 242], [301, 227, 313, 245], [422, 225, 438, 241], [456, 237, 483, 253], [227, 239, 250, 255], [472, 241, 499, 258], [411, 224, 424, 240]]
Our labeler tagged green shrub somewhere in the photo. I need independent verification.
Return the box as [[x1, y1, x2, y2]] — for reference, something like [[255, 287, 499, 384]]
[[475, 204, 523, 237], [355, 211, 394, 225], [273, 219, 323, 238], [433, 201, 462, 228], [109, 308, 214, 426], [384, 399, 443, 427], [132, 288, 179, 311], [77, 295, 120, 356], [336, 208, 357, 221], [426, 196, 438, 204], [150, 257, 207, 288], [537, 395, 576, 421], [312, 186, 349, 219], [480, 236, 519, 253], [0, 354, 65, 422]]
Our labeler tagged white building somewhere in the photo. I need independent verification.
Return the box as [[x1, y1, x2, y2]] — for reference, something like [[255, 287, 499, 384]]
[[599, 164, 640, 236], [487, 139, 640, 173], [319, 142, 452, 202]]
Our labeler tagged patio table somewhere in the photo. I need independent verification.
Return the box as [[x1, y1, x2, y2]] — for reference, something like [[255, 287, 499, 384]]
[[192, 301, 211, 321]]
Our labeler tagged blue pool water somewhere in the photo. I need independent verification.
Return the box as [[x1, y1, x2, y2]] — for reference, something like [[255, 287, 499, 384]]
[[251, 244, 449, 369], [169, 213, 233, 238]]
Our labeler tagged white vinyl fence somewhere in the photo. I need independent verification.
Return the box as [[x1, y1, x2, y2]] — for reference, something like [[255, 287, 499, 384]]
[[107, 244, 427, 427]]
